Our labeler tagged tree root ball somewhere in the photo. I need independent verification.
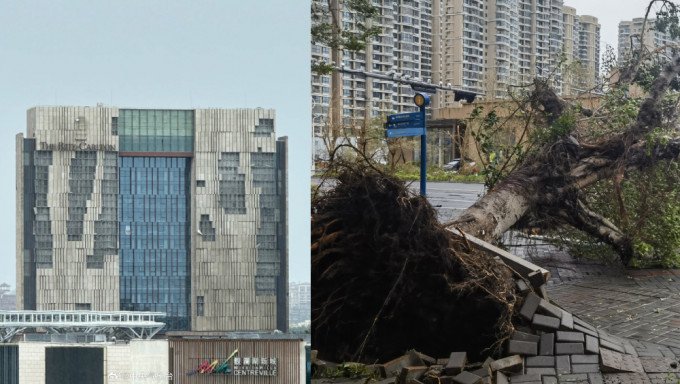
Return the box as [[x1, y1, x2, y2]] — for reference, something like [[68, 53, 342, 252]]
[[312, 164, 518, 363]]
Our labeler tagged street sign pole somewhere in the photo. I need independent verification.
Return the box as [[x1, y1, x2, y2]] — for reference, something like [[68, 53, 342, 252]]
[[385, 92, 430, 196], [413, 93, 430, 196], [420, 102, 427, 197]]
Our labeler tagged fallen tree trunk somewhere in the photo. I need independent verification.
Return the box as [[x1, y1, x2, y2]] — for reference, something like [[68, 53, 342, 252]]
[[449, 54, 680, 265]]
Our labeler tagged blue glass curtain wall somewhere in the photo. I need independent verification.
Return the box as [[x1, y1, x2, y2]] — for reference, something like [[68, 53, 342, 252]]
[[118, 156, 191, 331], [118, 109, 194, 153]]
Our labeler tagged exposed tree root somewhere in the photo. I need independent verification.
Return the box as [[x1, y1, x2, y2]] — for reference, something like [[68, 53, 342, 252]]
[[312, 162, 517, 363]]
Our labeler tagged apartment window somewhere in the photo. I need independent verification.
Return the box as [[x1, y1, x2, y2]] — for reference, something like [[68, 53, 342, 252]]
[[196, 180, 206, 187], [197, 296, 204, 317], [75, 303, 91, 310]]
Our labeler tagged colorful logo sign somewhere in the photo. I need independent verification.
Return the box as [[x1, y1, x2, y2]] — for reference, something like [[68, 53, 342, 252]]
[[186, 349, 278, 377]]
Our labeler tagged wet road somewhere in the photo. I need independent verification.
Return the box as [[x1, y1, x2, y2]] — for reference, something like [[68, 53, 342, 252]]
[[312, 178, 485, 223]]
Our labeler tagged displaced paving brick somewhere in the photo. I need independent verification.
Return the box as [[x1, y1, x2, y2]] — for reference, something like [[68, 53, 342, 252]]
[[570, 364, 600, 374], [600, 348, 644, 374], [520, 293, 542, 321], [528, 270, 547, 289], [573, 317, 597, 331], [554, 342, 584, 355], [526, 368, 557, 376], [526, 356, 555, 367], [555, 331, 585, 343], [539, 333, 554, 356], [496, 371, 509, 384], [453, 371, 484, 384], [585, 335, 599, 355], [411, 350, 436, 366], [573, 324, 598, 337], [532, 314, 561, 331], [445, 352, 467, 375], [555, 355, 570, 374], [516, 279, 530, 294], [513, 331, 541, 343], [542, 376, 558, 384], [623, 343, 637, 357], [398, 366, 428, 384], [538, 285, 550, 301], [602, 373, 651, 384], [600, 339, 626, 354], [537, 300, 563, 319], [508, 374, 541, 383], [471, 366, 491, 378], [570, 355, 599, 364], [508, 340, 538, 356], [384, 355, 414, 377], [490, 355, 523, 373], [407, 350, 426, 367], [559, 310, 574, 331]]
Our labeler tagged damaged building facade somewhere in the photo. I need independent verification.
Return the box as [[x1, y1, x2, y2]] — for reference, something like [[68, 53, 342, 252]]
[[15, 106, 288, 332]]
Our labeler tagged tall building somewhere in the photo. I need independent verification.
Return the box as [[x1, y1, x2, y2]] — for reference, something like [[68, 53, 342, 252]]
[[618, 18, 678, 62], [16, 106, 288, 332], [432, 0, 599, 106], [311, 0, 433, 163], [288, 282, 311, 326]]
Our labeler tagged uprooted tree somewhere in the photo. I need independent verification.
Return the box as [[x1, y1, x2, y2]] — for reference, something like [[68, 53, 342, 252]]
[[312, 0, 680, 365]]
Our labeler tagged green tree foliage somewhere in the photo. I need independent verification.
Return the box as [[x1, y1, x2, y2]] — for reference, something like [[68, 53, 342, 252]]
[[311, 0, 381, 74]]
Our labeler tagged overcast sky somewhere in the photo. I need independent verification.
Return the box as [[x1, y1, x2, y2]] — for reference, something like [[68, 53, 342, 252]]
[[565, 0, 661, 57], [0, 1, 310, 289]]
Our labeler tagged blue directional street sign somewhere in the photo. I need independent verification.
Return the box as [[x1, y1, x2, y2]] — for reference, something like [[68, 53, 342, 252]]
[[385, 119, 424, 130], [387, 111, 424, 123], [386, 127, 425, 138]]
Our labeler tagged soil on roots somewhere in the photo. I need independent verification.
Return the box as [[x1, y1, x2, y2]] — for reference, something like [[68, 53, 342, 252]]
[[312, 163, 518, 363]]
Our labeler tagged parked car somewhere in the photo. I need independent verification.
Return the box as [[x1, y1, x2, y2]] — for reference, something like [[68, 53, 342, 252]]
[[442, 158, 476, 172]]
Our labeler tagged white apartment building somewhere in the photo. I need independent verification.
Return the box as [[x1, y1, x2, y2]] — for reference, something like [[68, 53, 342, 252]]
[[619, 18, 678, 62]]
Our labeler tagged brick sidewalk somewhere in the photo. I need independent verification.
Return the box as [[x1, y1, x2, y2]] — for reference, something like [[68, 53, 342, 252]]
[[507, 233, 680, 355]]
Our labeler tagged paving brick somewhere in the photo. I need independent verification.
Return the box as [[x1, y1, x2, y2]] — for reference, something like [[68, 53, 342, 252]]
[[520, 293, 542, 321], [570, 364, 600, 374], [555, 331, 585, 343], [541, 376, 557, 384], [453, 371, 484, 384], [508, 374, 541, 383], [526, 368, 556, 376], [525, 356, 555, 367], [496, 371, 509, 384], [384, 355, 412, 377], [513, 331, 541, 343], [557, 374, 589, 384], [411, 350, 436, 366], [570, 355, 598, 364], [471, 366, 491, 378], [623, 343, 637, 357], [444, 352, 467, 375], [602, 373, 651, 384], [538, 285, 550, 301], [639, 357, 680, 373], [532, 314, 560, 331], [517, 279, 530, 294], [508, 340, 538, 356], [559, 310, 574, 331], [554, 342, 584, 355], [573, 324, 598, 337], [585, 335, 599, 355], [537, 300, 563, 319], [490, 355, 523, 374], [528, 271, 547, 289], [599, 348, 644, 374], [398, 366, 428, 384], [588, 373, 604, 384], [539, 333, 554, 356], [600, 339, 626, 354], [555, 355, 570, 375]]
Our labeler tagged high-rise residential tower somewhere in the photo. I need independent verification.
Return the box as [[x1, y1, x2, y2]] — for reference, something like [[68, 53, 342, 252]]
[[16, 106, 288, 332], [618, 18, 678, 62]]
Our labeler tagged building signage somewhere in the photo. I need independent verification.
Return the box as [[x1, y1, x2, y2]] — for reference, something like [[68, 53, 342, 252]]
[[186, 349, 278, 377], [39, 142, 116, 151]]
